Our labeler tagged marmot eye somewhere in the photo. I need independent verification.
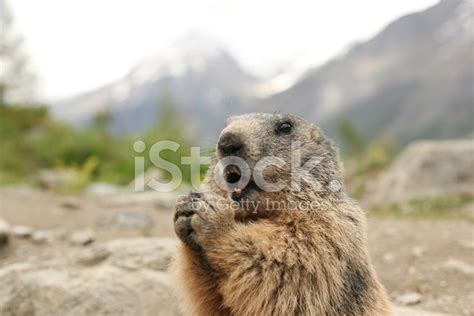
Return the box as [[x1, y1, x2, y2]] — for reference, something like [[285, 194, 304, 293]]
[[277, 122, 293, 135]]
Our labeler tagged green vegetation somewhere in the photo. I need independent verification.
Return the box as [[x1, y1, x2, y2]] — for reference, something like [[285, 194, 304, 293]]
[[337, 119, 396, 198], [337, 119, 366, 159], [0, 2, 206, 192], [0, 102, 204, 191], [370, 195, 474, 222], [51, 156, 99, 193], [139, 101, 209, 183]]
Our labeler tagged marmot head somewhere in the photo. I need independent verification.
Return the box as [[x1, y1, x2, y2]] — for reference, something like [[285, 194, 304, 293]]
[[208, 113, 345, 212]]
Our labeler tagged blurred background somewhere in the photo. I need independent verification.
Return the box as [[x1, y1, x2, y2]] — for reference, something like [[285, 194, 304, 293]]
[[0, 0, 473, 315]]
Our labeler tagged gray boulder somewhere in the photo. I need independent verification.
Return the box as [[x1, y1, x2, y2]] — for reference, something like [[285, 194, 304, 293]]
[[85, 182, 124, 196], [0, 263, 181, 316], [69, 229, 95, 246], [128, 167, 163, 192], [393, 306, 446, 316], [37, 169, 76, 190], [369, 140, 474, 204], [0, 237, 182, 316], [11, 225, 34, 238], [97, 210, 155, 230], [77, 238, 176, 271]]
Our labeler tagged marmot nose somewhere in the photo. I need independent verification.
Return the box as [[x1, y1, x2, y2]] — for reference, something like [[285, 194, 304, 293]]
[[218, 132, 243, 156]]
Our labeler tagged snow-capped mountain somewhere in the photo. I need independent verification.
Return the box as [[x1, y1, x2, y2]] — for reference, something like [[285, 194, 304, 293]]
[[260, 0, 473, 145], [54, 0, 473, 146], [53, 34, 260, 135]]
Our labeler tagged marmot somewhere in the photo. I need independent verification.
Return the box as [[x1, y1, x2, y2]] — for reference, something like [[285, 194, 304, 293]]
[[172, 113, 392, 315]]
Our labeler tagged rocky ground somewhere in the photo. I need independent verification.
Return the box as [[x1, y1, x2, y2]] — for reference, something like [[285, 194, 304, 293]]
[[0, 186, 473, 315]]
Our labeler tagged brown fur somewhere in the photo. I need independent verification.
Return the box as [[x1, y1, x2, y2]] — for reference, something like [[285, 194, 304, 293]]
[[172, 113, 392, 315]]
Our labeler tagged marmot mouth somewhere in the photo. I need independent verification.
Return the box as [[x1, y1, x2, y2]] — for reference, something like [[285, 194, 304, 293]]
[[224, 164, 259, 201], [224, 164, 241, 184]]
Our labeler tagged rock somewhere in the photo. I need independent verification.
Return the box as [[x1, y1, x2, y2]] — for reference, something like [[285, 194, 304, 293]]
[[31, 229, 56, 243], [70, 230, 95, 246], [393, 305, 445, 316], [0, 237, 182, 315], [369, 140, 474, 204], [0, 218, 11, 246], [98, 210, 155, 229], [76, 238, 176, 270], [458, 240, 474, 249], [442, 258, 474, 275], [11, 225, 34, 238], [99, 238, 176, 271], [382, 252, 394, 263], [114, 211, 154, 229], [411, 246, 425, 257], [53, 228, 68, 240], [59, 196, 81, 209], [37, 169, 76, 190], [128, 167, 163, 192], [77, 246, 111, 266], [85, 182, 123, 196], [395, 292, 424, 306], [0, 263, 182, 316], [100, 191, 180, 209]]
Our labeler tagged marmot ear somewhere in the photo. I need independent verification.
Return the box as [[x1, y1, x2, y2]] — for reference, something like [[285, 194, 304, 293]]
[[226, 116, 237, 126], [310, 127, 323, 143], [311, 127, 339, 153]]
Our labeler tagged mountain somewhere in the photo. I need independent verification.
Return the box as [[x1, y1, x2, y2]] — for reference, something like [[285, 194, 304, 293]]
[[261, 0, 473, 145], [53, 34, 260, 136], [54, 0, 473, 146]]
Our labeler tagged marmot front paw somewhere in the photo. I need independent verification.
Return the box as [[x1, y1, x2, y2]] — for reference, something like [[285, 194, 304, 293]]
[[174, 192, 204, 252], [173, 191, 234, 251]]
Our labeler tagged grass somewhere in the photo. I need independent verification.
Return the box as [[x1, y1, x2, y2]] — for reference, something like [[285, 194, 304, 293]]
[[369, 194, 474, 222], [0, 103, 203, 192]]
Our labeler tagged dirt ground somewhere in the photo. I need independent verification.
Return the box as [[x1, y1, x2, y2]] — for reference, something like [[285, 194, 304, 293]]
[[0, 187, 472, 315]]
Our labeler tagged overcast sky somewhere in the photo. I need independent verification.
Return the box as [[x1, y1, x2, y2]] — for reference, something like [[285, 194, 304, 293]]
[[11, 0, 438, 100]]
